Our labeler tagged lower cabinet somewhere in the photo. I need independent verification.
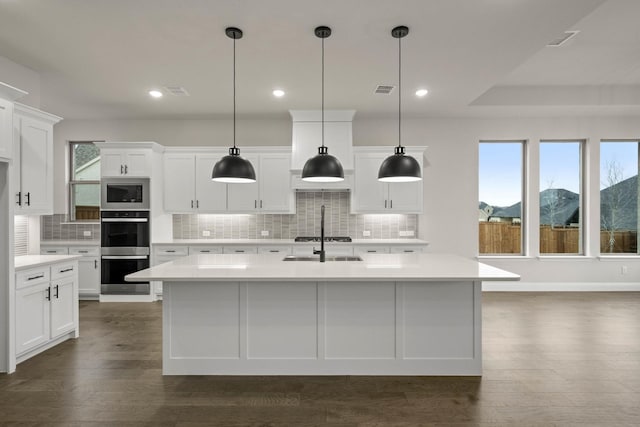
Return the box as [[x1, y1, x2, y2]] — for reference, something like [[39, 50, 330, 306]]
[[41, 245, 100, 299], [15, 260, 79, 361]]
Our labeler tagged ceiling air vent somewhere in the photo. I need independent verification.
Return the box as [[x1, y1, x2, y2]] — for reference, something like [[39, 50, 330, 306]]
[[375, 85, 395, 94], [163, 86, 190, 96], [547, 30, 579, 47]]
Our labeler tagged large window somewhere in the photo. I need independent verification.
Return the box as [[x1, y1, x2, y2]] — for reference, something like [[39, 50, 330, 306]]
[[539, 141, 583, 255], [479, 141, 524, 255], [600, 141, 638, 254], [69, 142, 100, 221]]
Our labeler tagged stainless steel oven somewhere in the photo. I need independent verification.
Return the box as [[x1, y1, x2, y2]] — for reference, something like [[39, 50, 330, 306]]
[[101, 210, 150, 295], [101, 178, 149, 210]]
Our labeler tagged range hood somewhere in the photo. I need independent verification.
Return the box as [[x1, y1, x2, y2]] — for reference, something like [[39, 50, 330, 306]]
[[290, 110, 355, 190]]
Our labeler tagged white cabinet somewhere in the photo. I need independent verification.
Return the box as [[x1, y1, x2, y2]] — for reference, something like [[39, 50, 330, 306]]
[[390, 246, 425, 254], [227, 153, 293, 213], [223, 246, 258, 254], [354, 246, 390, 255], [164, 153, 227, 213], [15, 260, 78, 360], [0, 98, 13, 160], [41, 246, 100, 299], [292, 245, 354, 256], [258, 245, 292, 255], [13, 104, 62, 214], [351, 151, 423, 214], [101, 149, 151, 177]]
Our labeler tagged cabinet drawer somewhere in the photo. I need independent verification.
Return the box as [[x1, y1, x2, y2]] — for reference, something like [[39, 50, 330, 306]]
[[223, 246, 258, 254], [154, 246, 188, 256], [51, 262, 76, 280], [355, 246, 390, 254], [389, 246, 425, 254], [292, 245, 354, 256], [258, 246, 292, 254], [40, 247, 69, 255], [69, 246, 100, 256], [188, 246, 223, 255], [16, 267, 50, 289]]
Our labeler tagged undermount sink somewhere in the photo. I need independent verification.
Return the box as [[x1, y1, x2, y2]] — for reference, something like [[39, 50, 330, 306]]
[[282, 255, 363, 262]]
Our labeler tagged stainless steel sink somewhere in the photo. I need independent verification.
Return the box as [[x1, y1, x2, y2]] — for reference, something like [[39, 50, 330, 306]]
[[282, 255, 363, 262]]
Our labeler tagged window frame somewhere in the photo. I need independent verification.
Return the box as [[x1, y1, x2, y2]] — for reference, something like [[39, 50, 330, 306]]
[[478, 140, 527, 256], [68, 141, 101, 222]]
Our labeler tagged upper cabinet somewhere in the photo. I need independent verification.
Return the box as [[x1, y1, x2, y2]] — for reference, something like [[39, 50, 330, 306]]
[[13, 103, 62, 215], [351, 148, 425, 214], [0, 82, 28, 162], [101, 149, 151, 177]]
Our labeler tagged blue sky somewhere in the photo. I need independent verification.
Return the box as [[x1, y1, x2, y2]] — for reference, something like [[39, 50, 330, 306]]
[[479, 141, 638, 207]]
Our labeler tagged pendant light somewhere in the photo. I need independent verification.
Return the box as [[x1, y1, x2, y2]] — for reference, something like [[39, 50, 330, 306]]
[[212, 27, 256, 183], [378, 26, 422, 183], [302, 26, 344, 182]]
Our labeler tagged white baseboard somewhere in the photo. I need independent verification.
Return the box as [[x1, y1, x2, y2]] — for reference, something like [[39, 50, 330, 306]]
[[482, 281, 640, 292]]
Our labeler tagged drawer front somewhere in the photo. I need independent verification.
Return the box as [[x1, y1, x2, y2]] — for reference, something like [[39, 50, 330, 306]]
[[292, 245, 354, 256], [51, 262, 77, 280], [389, 246, 425, 254], [355, 246, 390, 254], [69, 246, 100, 256], [40, 247, 69, 255], [16, 267, 50, 289], [188, 246, 223, 255], [222, 246, 258, 254], [154, 246, 188, 256], [258, 246, 292, 254]]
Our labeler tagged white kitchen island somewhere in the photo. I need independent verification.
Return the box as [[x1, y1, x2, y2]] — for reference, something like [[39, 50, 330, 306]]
[[126, 253, 518, 376]]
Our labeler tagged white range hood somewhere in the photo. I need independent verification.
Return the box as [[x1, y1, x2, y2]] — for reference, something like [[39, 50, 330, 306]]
[[290, 110, 355, 190]]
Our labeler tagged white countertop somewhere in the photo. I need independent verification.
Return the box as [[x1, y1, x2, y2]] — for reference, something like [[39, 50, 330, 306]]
[[153, 238, 429, 246], [15, 254, 82, 271], [41, 240, 100, 246], [126, 253, 518, 282]]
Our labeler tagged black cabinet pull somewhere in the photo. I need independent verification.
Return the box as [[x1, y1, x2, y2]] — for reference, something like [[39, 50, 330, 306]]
[[25, 192, 31, 206], [16, 191, 22, 206], [254, 200, 257, 208], [27, 274, 45, 281], [54, 285, 59, 299], [235, 250, 245, 253], [191, 200, 194, 208], [45, 287, 51, 301], [269, 250, 279, 253], [94, 260, 98, 268], [260, 200, 263, 208], [390, 200, 393, 209], [124, 165, 128, 174], [367, 250, 376, 253], [120, 165, 124, 174], [166, 250, 176, 253], [78, 250, 88, 253], [196, 200, 199, 208], [46, 250, 57, 254], [384, 200, 387, 209], [59, 268, 73, 273], [200, 250, 210, 253]]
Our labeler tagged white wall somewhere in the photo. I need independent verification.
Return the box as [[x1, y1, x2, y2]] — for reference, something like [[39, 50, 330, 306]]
[[0, 55, 40, 108], [51, 115, 640, 283]]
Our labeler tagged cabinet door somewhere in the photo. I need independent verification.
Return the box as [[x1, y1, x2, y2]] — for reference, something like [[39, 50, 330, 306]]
[[15, 283, 50, 354], [226, 154, 260, 212], [0, 98, 13, 160], [123, 150, 151, 176], [101, 150, 125, 176], [388, 180, 423, 213], [78, 257, 100, 297], [259, 154, 293, 212], [292, 122, 353, 170], [195, 154, 227, 212], [17, 114, 53, 213], [351, 154, 388, 213], [50, 278, 77, 339], [164, 154, 196, 212]]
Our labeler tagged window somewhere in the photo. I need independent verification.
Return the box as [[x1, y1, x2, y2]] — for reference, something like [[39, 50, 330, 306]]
[[600, 141, 638, 255], [69, 142, 100, 221], [539, 141, 583, 255], [479, 141, 524, 255]]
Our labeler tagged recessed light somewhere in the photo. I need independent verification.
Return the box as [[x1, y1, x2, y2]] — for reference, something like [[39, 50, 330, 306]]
[[415, 89, 429, 97], [149, 90, 163, 98], [272, 89, 285, 97]]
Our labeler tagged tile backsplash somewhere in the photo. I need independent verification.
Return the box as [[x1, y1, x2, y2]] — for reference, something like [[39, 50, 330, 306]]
[[41, 214, 101, 241], [14, 216, 29, 256], [173, 191, 418, 240]]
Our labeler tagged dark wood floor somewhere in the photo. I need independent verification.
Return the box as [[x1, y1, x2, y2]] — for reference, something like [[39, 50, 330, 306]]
[[1, 293, 639, 426]]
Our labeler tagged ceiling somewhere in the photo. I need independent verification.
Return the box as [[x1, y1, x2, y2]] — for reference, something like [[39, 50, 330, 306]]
[[2, 0, 636, 120]]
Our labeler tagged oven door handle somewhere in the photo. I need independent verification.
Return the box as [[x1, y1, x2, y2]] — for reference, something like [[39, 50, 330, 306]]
[[102, 255, 149, 260], [101, 218, 148, 223]]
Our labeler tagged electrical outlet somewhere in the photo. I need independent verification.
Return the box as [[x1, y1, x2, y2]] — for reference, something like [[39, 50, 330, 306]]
[[621, 265, 628, 275], [83, 231, 91, 237], [362, 230, 371, 237], [399, 230, 415, 237], [261, 230, 269, 237], [202, 230, 211, 237]]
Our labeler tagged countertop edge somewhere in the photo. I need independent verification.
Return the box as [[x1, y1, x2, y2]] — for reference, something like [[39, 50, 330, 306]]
[[15, 254, 83, 271]]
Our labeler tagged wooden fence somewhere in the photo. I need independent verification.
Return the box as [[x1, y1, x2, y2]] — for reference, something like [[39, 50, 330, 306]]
[[479, 222, 637, 254]]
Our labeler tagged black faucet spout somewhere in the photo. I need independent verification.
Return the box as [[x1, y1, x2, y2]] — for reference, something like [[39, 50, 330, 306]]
[[313, 205, 326, 262]]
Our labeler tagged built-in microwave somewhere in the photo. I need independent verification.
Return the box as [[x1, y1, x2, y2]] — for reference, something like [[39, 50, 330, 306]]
[[100, 178, 149, 210]]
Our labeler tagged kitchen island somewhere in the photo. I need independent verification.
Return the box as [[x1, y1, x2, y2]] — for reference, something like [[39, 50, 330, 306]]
[[127, 253, 518, 376]]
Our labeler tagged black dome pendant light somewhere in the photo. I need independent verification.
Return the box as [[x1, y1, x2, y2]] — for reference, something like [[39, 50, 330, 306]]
[[302, 26, 344, 182], [378, 26, 422, 183], [212, 27, 256, 183]]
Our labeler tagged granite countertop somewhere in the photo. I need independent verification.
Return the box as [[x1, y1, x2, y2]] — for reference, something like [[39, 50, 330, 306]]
[[15, 254, 82, 271], [41, 240, 100, 246], [126, 253, 518, 282], [152, 238, 429, 245]]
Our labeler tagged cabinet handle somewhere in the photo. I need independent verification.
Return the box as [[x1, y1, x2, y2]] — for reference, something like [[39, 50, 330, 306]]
[[367, 250, 376, 253], [94, 260, 98, 269], [269, 250, 279, 253], [196, 200, 199, 208], [260, 200, 263, 208], [384, 200, 387, 209], [59, 268, 73, 273], [235, 250, 245, 253], [390, 200, 393, 209], [121, 165, 124, 174], [78, 250, 88, 254], [403, 250, 414, 253], [254, 200, 257, 208], [45, 287, 51, 301], [191, 200, 194, 208], [16, 191, 22, 206], [166, 250, 176, 253], [124, 165, 128, 174], [27, 274, 45, 281], [200, 250, 210, 253], [25, 192, 30, 206], [45, 250, 57, 254], [54, 285, 59, 299]]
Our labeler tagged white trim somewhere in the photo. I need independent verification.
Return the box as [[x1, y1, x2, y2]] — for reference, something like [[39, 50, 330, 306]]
[[537, 256, 595, 261], [482, 281, 640, 292], [598, 255, 640, 261], [0, 82, 28, 101]]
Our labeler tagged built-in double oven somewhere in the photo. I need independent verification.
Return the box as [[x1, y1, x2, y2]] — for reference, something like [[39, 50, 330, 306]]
[[100, 178, 151, 295]]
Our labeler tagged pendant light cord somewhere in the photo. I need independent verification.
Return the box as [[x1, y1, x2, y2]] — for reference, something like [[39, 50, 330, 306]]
[[233, 36, 237, 149], [321, 36, 325, 149], [398, 35, 402, 149]]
